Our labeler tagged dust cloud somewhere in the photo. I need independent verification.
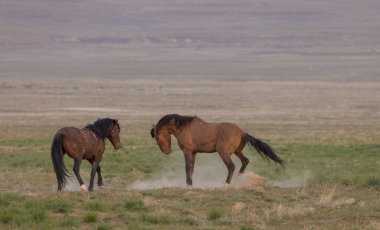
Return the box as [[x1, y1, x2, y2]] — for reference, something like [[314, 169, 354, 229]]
[[128, 168, 311, 190], [64, 179, 82, 191], [128, 152, 311, 190], [128, 171, 268, 190], [128, 153, 269, 190], [268, 171, 312, 188]]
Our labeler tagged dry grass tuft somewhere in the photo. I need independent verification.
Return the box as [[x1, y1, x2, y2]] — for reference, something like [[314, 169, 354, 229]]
[[319, 184, 337, 205], [266, 203, 315, 220], [232, 202, 246, 213], [331, 197, 355, 207]]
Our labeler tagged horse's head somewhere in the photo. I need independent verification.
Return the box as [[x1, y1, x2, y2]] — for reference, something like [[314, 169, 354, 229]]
[[151, 126, 171, 154], [108, 119, 121, 150]]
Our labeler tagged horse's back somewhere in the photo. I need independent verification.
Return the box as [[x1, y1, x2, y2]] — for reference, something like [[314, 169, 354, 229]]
[[56, 127, 82, 138]]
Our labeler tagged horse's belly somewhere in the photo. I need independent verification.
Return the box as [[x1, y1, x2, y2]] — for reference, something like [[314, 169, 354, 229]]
[[196, 143, 216, 153], [82, 151, 94, 159]]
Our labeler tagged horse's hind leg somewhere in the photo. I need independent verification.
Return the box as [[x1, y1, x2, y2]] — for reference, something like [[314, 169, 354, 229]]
[[235, 151, 249, 174], [218, 152, 235, 184], [73, 159, 86, 190]]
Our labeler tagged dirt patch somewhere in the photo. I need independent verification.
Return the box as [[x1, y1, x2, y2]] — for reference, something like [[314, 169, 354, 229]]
[[232, 172, 268, 189]]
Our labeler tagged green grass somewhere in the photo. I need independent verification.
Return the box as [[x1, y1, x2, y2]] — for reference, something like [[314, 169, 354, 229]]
[[0, 198, 47, 226], [208, 208, 222, 220], [141, 214, 171, 225], [97, 224, 112, 230], [45, 198, 73, 213], [83, 212, 97, 223], [59, 216, 79, 228], [124, 198, 147, 211], [0, 138, 379, 229], [240, 227, 256, 230], [366, 176, 380, 190], [85, 200, 105, 212]]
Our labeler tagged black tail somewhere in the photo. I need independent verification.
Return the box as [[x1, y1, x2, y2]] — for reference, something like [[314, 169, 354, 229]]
[[51, 134, 69, 190], [244, 133, 285, 167]]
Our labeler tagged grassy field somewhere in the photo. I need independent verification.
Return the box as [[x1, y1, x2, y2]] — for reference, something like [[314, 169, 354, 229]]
[[0, 135, 379, 229]]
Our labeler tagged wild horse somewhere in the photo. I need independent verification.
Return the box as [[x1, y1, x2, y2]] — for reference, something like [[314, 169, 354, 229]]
[[51, 118, 121, 191], [151, 114, 284, 186]]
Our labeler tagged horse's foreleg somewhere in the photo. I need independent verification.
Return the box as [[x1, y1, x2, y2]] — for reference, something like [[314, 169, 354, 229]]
[[219, 153, 235, 184], [88, 161, 99, 192], [73, 159, 86, 190], [184, 150, 195, 186], [88, 159, 103, 187], [97, 165, 103, 187]]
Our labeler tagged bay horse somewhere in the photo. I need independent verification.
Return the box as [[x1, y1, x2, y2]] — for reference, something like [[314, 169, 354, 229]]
[[150, 114, 285, 186], [51, 118, 121, 191]]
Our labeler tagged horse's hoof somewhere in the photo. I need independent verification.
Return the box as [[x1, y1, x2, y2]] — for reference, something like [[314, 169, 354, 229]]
[[80, 184, 87, 191], [98, 185, 104, 189]]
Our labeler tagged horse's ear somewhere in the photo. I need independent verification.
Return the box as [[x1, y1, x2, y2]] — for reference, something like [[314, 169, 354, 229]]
[[112, 119, 118, 126], [150, 126, 155, 138]]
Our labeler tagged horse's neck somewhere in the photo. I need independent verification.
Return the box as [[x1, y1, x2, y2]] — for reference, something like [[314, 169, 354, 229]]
[[167, 118, 198, 137], [84, 127, 106, 140]]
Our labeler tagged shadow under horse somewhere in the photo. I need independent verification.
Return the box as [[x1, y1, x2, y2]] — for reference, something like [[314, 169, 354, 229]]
[[151, 114, 285, 186], [51, 118, 121, 191]]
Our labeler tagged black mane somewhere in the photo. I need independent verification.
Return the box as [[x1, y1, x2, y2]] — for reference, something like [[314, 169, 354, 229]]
[[85, 118, 115, 139], [156, 114, 195, 130]]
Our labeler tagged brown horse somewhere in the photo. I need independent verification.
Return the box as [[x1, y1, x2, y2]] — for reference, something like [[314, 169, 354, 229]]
[[51, 118, 121, 191], [151, 114, 284, 186]]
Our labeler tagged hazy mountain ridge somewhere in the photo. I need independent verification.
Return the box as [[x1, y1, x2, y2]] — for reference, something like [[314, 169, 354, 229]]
[[0, 0, 379, 81]]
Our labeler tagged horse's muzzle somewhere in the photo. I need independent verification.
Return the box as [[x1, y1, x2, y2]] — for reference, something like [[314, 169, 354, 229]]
[[163, 149, 172, 154]]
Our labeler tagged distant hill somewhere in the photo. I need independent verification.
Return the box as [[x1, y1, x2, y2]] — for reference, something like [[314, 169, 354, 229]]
[[1, 0, 379, 81]]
